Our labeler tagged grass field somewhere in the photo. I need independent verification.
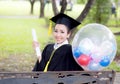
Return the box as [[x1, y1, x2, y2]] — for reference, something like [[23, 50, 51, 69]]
[[0, 18, 50, 71], [0, 1, 120, 72]]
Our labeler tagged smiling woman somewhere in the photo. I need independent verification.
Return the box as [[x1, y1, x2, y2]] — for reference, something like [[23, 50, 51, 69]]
[[33, 13, 84, 72]]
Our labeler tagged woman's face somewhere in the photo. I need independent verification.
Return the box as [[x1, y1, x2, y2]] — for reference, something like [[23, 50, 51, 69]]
[[53, 24, 70, 44]]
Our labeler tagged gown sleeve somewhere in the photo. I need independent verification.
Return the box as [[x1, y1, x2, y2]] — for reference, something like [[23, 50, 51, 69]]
[[32, 44, 50, 71]]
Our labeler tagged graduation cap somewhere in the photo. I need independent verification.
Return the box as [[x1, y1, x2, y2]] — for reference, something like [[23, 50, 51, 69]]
[[48, 13, 81, 35]]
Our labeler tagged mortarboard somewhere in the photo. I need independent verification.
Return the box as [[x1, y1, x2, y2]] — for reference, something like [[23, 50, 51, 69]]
[[50, 13, 81, 30], [48, 13, 81, 35]]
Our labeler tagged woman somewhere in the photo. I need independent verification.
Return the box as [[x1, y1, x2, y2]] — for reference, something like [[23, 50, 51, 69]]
[[33, 13, 83, 72]]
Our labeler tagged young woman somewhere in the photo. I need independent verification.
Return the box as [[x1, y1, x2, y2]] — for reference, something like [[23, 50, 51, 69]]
[[33, 13, 83, 72]]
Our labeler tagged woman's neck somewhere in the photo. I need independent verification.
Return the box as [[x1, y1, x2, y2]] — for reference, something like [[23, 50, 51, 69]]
[[54, 40, 69, 49]]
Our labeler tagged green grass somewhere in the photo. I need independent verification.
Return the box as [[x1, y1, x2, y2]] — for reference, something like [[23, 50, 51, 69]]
[[0, 18, 49, 57], [116, 36, 120, 56], [0, 18, 50, 71], [109, 27, 120, 56], [0, 1, 120, 72], [105, 61, 120, 72], [109, 27, 120, 33]]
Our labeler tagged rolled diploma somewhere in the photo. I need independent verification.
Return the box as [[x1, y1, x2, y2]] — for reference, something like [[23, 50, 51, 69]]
[[32, 29, 41, 58]]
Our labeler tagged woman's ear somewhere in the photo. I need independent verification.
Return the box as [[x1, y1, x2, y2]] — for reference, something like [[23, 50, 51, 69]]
[[67, 32, 71, 38]]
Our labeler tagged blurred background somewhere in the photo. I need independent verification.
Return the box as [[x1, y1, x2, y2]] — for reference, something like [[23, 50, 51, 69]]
[[0, 0, 120, 72]]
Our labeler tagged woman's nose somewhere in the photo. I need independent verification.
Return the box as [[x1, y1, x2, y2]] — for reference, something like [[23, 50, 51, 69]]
[[56, 33, 61, 37]]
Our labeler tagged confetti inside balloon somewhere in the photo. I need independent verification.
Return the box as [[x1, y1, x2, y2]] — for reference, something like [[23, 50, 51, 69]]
[[72, 23, 117, 71]]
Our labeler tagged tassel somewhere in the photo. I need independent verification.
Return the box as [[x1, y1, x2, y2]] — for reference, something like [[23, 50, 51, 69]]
[[48, 21, 52, 36]]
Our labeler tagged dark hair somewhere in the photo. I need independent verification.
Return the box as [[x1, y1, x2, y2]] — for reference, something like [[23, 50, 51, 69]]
[[54, 24, 72, 34]]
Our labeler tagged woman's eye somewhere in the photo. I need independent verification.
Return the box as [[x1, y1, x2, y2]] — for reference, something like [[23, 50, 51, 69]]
[[61, 31, 64, 33], [54, 30, 58, 32]]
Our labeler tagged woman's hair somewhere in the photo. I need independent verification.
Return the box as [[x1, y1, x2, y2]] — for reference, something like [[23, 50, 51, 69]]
[[54, 24, 72, 34]]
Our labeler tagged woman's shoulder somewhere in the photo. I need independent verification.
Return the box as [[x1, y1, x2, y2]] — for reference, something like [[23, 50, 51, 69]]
[[46, 43, 54, 46], [63, 44, 72, 48], [42, 43, 54, 52], [44, 43, 54, 49], [59, 44, 72, 50]]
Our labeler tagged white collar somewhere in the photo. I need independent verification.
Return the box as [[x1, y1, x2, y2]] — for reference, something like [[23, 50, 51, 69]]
[[54, 40, 69, 49]]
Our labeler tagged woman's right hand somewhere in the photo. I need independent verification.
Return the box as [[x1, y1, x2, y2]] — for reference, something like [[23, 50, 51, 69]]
[[32, 41, 40, 49], [32, 41, 42, 62]]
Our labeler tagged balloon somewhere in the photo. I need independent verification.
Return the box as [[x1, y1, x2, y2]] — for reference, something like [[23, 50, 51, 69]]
[[99, 58, 110, 67], [77, 54, 91, 66], [79, 38, 94, 55], [101, 41, 114, 56], [90, 46, 103, 63], [91, 52, 102, 63], [73, 47, 82, 58], [88, 61, 102, 71], [72, 23, 117, 71]]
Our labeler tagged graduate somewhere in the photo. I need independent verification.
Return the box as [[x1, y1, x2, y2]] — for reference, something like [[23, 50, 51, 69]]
[[33, 13, 83, 72]]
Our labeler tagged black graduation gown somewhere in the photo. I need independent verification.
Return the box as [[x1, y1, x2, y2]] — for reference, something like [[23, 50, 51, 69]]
[[33, 44, 83, 71]]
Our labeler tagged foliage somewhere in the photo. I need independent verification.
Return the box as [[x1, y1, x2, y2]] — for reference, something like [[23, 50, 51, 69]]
[[106, 61, 120, 71], [115, 35, 120, 56], [86, 0, 111, 25], [77, 0, 86, 4]]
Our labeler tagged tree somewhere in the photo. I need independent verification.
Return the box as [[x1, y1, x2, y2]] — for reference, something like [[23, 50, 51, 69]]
[[39, 0, 45, 17], [70, 0, 95, 41], [60, 0, 67, 13], [51, 0, 67, 15], [50, 0, 95, 41], [39, 0, 94, 22], [51, 0, 94, 22], [87, 0, 111, 24], [76, 0, 94, 22], [29, 0, 36, 14], [51, 0, 59, 15]]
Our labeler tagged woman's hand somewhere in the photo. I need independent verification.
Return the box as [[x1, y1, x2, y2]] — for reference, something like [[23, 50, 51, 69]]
[[33, 41, 42, 62], [33, 41, 40, 49]]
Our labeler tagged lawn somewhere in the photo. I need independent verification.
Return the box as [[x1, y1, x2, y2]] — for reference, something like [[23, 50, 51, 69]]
[[0, 18, 49, 53], [0, 0, 120, 72], [0, 18, 50, 71]]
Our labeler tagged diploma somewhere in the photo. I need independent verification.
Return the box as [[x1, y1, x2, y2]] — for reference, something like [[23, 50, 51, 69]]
[[32, 29, 38, 41], [32, 29, 41, 58]]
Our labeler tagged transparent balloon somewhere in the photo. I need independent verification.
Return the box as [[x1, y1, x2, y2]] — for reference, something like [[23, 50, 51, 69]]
[[72, 23, 117, 71]]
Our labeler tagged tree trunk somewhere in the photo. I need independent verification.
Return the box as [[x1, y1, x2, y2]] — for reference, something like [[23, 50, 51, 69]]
[[60, 0, 67, 13], [51, 0, 59, 15], [40, 0, 45, 17], [29, 0, 35, 14], [69, 0, 95, 42], [51, 0, 67, 15], [76, 0, 95, 22]]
